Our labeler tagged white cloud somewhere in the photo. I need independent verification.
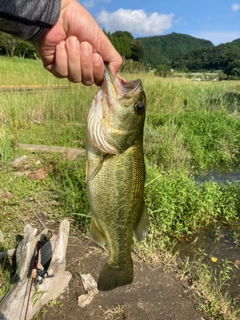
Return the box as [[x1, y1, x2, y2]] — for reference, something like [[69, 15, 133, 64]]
[[83, 0, 95, 9], [231, 3, 240, 11], [83, 0, 111, 9], [194, 31, 240, 45], [96, 9, 174, 36]]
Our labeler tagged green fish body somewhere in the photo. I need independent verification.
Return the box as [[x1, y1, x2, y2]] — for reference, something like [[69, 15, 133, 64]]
[[86, 66, 148, 291]]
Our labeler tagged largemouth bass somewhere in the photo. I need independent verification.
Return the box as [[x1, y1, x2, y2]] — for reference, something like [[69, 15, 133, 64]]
[[86, 65, 148, 291]]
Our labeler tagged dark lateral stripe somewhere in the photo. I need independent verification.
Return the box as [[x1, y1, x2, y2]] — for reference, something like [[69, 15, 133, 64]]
[[0, 11, 53, 28]]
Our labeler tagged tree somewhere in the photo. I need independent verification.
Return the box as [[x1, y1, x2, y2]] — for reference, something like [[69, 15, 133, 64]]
[[15, 40, 36, 58], [107, 31, 132, 59], [112, 31, 133, 40], [117, 36, 132, 58], [121, 60, 147, 73], [131, 40, 145, 62], [0, 32, 38, 59], [154, 64, 170, 77], [105, 30, 145, 62], [171, 44, 240, 75], [223, 60, 240, 78], [0, 32, 20, 57]]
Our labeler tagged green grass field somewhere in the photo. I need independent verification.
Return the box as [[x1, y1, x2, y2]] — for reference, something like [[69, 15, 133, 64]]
[[1, 57, 240, 318]]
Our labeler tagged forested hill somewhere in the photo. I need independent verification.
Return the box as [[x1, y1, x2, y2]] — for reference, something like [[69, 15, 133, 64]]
[[228, 38, 240, 48], [171, 38, 240, 75], [137, 32, 214, 67]]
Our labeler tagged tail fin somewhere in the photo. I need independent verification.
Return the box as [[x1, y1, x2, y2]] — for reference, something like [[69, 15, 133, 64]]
[[97, 261, 133, 291]]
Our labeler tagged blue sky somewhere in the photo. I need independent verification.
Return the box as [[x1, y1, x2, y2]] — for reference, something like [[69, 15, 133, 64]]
[[81, 0, 240, 45]]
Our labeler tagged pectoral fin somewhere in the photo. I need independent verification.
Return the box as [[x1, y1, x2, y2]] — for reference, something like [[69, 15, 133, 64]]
[[90, 217, 107, 246], [86, 154, 111, 182], [86, 158, 104, 182], [134, 204, 149, 241]]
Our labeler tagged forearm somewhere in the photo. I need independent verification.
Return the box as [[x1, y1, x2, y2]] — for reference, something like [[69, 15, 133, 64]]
[[0, 0, 61, 42]]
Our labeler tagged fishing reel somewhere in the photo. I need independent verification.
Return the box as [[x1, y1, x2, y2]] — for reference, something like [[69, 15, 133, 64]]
[[34, 268, 48, 285]]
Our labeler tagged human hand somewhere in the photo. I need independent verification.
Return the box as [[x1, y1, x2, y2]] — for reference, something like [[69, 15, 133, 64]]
[[36, 0, 122, 86]]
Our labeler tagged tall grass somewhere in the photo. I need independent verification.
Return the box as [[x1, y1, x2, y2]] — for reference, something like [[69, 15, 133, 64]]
[[143, 77, 240, 172], [0, 56, 96, 148], [146, 166, 240, 243], [0, 86, 94, 147], [0, 56, 70, 86]]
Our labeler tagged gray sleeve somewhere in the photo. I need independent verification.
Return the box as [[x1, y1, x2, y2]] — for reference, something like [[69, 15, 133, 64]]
[[0, 0, 61, 42]]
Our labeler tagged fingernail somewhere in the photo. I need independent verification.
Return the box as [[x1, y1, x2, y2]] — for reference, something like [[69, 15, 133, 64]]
[[93, 53, 103, 67], [67, 37, 79, 49], [80, 41, 92, 56], [58, 41, 65, 49]]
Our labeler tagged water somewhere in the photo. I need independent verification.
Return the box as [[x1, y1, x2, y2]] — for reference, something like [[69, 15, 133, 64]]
[[175, 169, 240, 302], [173, 223, 240, 300], [195, 169, 240, 183], [174, 223, 240, 262]]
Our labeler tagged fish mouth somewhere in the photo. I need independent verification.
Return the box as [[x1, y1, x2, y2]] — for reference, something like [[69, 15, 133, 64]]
[[103, 64, 142, 100]]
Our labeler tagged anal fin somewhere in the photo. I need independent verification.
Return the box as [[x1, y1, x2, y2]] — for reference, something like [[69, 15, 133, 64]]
[[90, 217, 107, 246], [134, 204, 149, 241]]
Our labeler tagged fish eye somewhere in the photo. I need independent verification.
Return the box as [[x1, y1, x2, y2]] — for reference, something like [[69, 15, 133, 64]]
[[134, 101, 145, 114]]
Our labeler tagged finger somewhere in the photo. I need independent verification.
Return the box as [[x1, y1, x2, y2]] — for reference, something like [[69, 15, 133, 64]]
[[66, 36, 82, 83], [97, 33, 122, 76], [93, 53, 104, 86], [51, 41, 68, 78], [80, 41, 94, 86], [108, 57, 122, 77]]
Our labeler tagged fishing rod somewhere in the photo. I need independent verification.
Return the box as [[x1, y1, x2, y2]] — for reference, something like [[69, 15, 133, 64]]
[[24, 241, 48, 320]]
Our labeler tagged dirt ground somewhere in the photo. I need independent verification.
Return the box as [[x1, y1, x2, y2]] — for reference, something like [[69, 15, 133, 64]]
[[31, 218, 205, 320]]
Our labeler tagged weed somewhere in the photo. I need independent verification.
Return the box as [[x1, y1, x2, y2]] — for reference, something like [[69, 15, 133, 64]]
[[191, 258, 239, 319], [32, 288, 48, 308], [101, 304, 125, 320], [47, 299, 63, 308], [0, 257, 11, 301], [233, 231, 240, 247], [217, 259, 233, 289], [51, 159, 90, 229], [0, 129, 12, 169]]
